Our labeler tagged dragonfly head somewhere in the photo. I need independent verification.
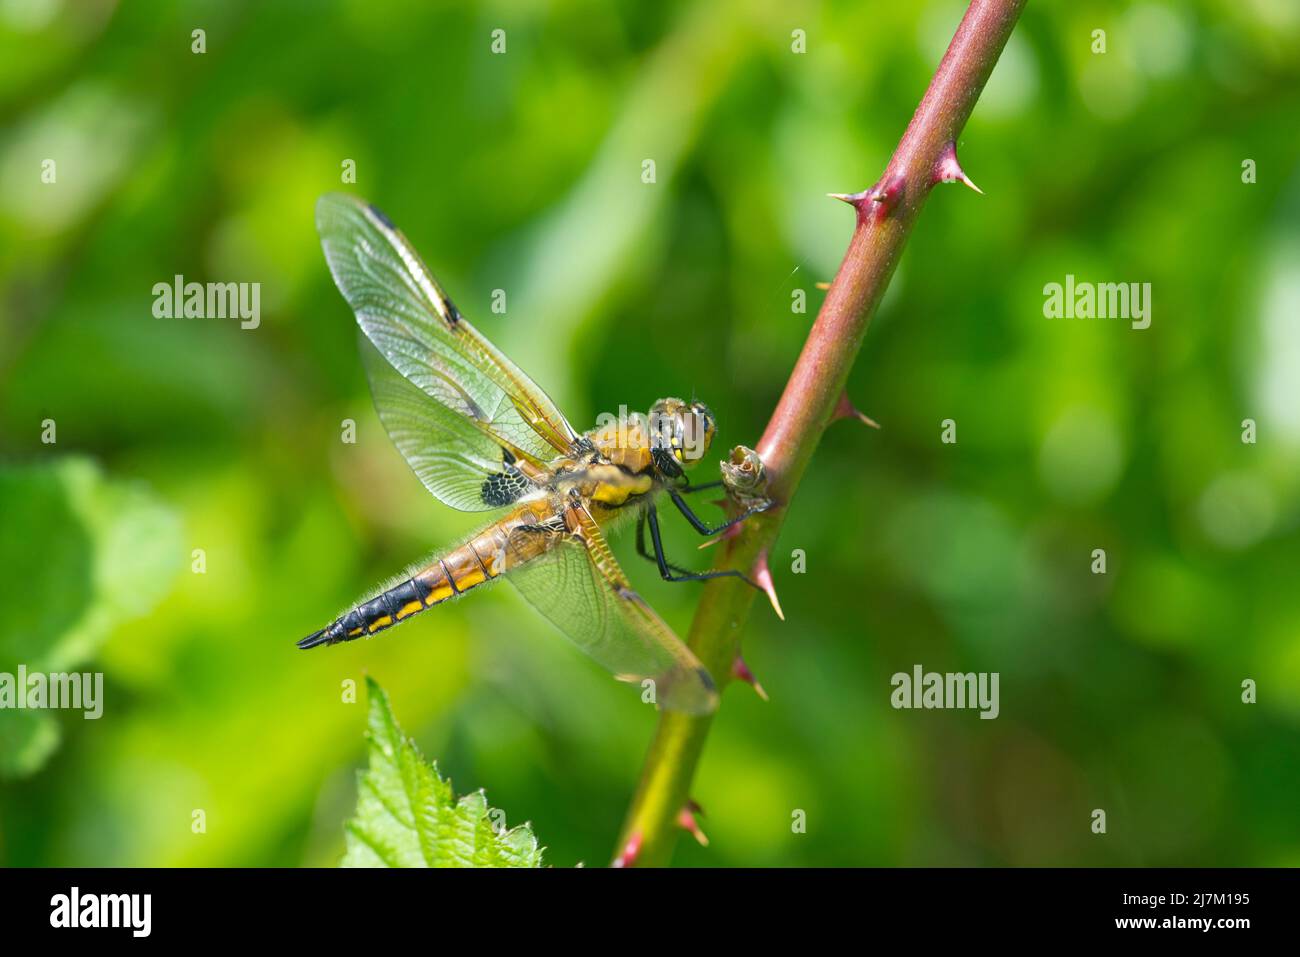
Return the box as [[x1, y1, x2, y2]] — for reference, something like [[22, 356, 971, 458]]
[[649, 397, 716, 474]]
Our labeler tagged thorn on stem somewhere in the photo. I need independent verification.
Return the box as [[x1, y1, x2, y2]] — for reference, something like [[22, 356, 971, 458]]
[[827, 190, 869, 207], [867, 174, 906, 218], [732, 655, 769, 701], [753, 549, 785, 621], [677, 805, 709, 847], [829, 177, 900, 217], [932, 140, 983, 194], [833, 390, 881, 428], [611, 831, 642, 868]]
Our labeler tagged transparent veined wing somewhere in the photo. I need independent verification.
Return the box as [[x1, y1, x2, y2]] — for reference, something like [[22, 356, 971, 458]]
[[504, 506, 719, 715], [316, 193, 580, 507], [358, 334, 537, 512]]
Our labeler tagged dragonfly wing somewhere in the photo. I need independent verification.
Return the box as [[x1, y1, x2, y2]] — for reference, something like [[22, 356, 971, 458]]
[[504, 510, 719, 715], [359, 334, 535, 511], [316, 193, 580, 500]]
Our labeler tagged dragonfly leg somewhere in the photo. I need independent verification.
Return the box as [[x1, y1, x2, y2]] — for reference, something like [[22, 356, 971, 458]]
[[636, 508, 698, 577], [645, 503, 759, 588], [666, 488, 772, 537], [677, 479, 723, 494]]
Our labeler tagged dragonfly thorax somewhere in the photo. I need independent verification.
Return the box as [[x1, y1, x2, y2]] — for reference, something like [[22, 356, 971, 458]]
[[582, 398, 715, 483]]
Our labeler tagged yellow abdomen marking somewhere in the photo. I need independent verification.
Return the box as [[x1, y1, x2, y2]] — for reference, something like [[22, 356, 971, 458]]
[[424, 581, 455, 605], [451, 566, 487, 591]]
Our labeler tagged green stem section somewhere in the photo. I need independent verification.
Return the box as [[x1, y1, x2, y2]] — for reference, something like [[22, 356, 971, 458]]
[[614, 0, 1028, 867]]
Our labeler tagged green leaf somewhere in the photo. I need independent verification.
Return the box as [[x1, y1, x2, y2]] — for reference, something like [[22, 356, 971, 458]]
[[342, 678, 544, 867], [0, 457, 181, 778]]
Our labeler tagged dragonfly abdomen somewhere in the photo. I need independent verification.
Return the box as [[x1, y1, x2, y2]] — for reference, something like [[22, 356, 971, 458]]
[[297, 508, 554, 650], [297, 547, 498, 649]]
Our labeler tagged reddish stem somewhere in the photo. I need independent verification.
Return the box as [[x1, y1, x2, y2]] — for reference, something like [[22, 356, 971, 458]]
[[615, 0, 1027, 867]]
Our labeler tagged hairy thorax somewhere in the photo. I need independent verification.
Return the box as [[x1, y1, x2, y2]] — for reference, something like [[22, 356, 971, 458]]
[[541, 417, 659, 524]]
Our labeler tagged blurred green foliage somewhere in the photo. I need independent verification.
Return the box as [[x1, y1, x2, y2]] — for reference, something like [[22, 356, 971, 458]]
[[0, 458, 179, 778], [1, 0, 1298, 866]]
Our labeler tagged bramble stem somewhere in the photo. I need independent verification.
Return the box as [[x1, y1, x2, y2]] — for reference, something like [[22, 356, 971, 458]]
[[614, 0, 1027, 867]]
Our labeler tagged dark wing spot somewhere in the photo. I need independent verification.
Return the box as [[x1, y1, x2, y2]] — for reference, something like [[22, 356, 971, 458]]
[[695, 666, 717, 695], [444, 298, 463, 327], [480, 450, 531, 507], [481, 471, 530, 507], [367, 203, 397, 230]]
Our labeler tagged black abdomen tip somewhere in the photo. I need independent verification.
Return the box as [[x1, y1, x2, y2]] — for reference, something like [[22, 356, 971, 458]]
[[297, 629, 330, 650]]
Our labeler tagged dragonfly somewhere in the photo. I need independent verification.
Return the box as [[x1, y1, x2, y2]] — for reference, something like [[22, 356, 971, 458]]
[[298, 194, 770, 714]]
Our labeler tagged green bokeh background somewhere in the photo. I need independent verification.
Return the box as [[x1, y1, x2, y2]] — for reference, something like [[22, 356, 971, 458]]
[[1, 0, 1298, 867]]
